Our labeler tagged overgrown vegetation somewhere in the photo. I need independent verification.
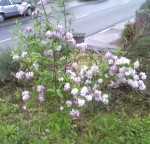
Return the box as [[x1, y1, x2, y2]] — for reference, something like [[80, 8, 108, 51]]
[[0, 0, 149, 143]]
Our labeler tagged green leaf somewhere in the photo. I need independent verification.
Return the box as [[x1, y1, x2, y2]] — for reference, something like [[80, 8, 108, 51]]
[[57, 90, 64, 98], [55, 123, 60, 131], [47, 88, 55, 93]]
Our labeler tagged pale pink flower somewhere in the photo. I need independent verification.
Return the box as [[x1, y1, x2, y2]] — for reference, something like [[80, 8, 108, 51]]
[[85, 95, 92, 101], [73, 77, 81, 84], [80, 86, 89, 97], [65, 100, 72, 107], [108, 59, 114, 65], [127, 79, 134, 86], [119, 67, 126, 73], [38, 93, 44, 102], [22, 91, 30, 101], [71, 88, 78, 95], [63, 83, 71, 91], [109, 66, 118, 74], [25, 27, 34, 33], [92, 84, 98, 91], [43, 49, 53, 57], [91, 64, 99, 74], [115, 57, 130, 65], [113, 55, 118, 61], [65, 32, 74, 42], [55, 25, 63, 38], [12, 55, 19, 61], [56, 25, 62, 33], [117, 73, 125, 78], [131, 81, 139, 88], [15, 71, 25, 80], [95, 95, 102, 101], [56, 45, 62, 51], [118, 77, 126, 83], [94, 90, 102, 96], [45, 30, 53, 38], [133, 61, 140, 69], [76, 42, 87, 51], [69, 109, 80, 117], [139, 83, 146, 91], [77, 99, 85, 107], [138, 80, 146, 91], [21, 52, 28, 57], [71, 62, 78, 68], [105, 52, 113, 59], [25, 72, 34, 79], [101, 94, 109, 104], [37, 0, 48, 5], [86, 70, 93, 79], [37, 85, 45, 93], [140, 72, 147, 80], [85, 79, 91, 84], [98, 78, 103, 84], [133, 75, 139, 81]]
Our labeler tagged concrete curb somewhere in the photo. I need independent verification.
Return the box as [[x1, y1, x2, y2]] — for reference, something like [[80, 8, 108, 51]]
[[85, 17, 135, 52]]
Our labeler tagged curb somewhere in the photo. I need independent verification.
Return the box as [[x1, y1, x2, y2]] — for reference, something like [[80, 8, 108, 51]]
[[87, 44, 117, 52]]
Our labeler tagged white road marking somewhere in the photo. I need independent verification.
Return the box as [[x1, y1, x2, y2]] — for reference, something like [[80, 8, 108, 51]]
[[0, 38, 12, 43], [0, 17, 30, 27], [75, 14, 89, 19], [98, 28, 110, 34], [120, 0, 132, 5]]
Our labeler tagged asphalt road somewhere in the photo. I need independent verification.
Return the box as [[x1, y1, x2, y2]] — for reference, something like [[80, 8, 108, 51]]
[[0, 0, 146, 50]]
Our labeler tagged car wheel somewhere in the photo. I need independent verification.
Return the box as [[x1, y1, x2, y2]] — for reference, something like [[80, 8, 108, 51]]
[[26, 7, 33, 16], [0, 13, 5, 22]]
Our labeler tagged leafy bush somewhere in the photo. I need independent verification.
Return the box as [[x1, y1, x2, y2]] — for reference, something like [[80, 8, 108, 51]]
[[0, 49, 19, 83], [10, 0, 147, 123], [121, 22, 136, 44]]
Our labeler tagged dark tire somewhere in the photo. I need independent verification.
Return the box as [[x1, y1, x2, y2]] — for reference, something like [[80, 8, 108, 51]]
[[0, 13, 5, 22], [26, 7, 33, 16]]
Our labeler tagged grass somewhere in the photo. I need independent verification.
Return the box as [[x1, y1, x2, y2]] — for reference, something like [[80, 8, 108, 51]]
[[0, 83, 150, 143]]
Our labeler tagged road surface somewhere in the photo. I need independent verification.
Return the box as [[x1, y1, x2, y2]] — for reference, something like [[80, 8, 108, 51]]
[[0, 0, 146, 50]]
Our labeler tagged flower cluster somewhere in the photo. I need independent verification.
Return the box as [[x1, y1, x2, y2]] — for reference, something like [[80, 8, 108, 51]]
[[45, 25, 63, 39], [37, 0, 48, 5], [37, 85, 45, 101], [62, 64, 109, 118], [25, 27, 34, 34], [105, 52, 147, 91], [76, 42, 87, 51], [22, 91, 30, 101], [12, 51, 28, 61], [15, 71, 34, 80]]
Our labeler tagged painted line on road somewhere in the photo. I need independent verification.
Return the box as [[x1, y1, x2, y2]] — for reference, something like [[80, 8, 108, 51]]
[[0, 17, 30, 27], [98, 28, 110, 34], [75, 14, 89, 19], [0, 38, 12, 43]]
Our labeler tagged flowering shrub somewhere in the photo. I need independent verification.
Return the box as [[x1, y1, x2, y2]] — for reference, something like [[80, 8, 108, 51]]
[[12, 0, 147, 120], [104, 52, 146, 91]]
